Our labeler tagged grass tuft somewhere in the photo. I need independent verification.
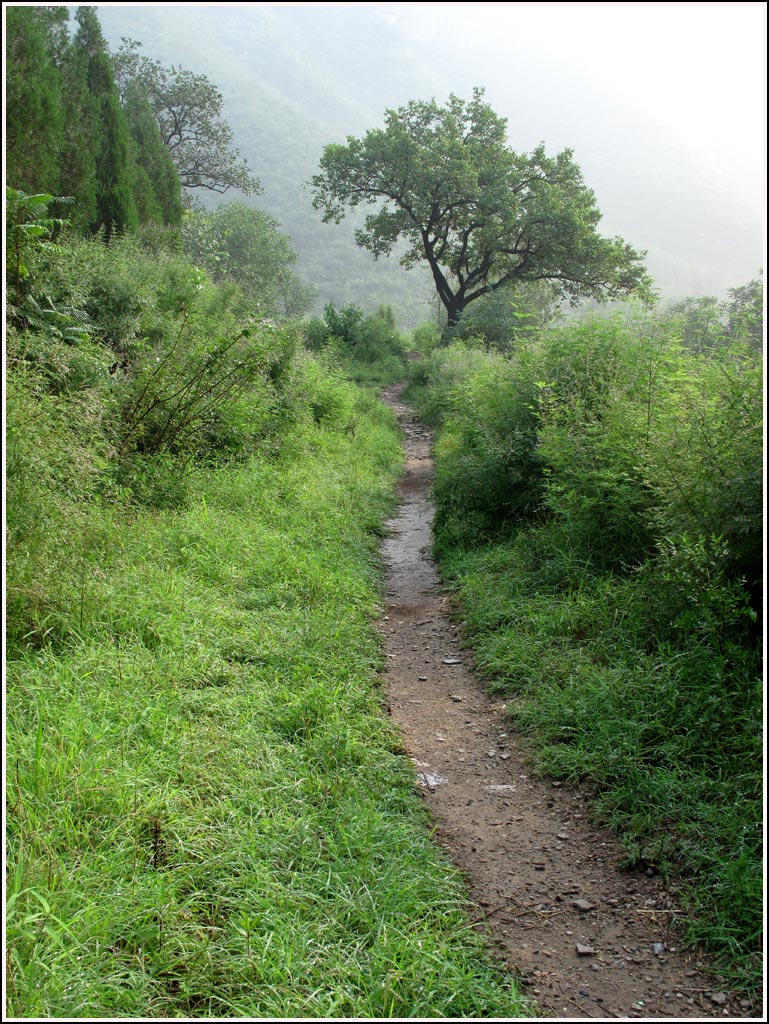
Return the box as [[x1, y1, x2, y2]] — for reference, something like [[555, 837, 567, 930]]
[[6, 378, 528, 1018]]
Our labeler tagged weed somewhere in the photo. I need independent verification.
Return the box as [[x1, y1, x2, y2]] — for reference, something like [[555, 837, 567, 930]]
[[6, 369, 527, 1018], [417, 310, 763, 993]]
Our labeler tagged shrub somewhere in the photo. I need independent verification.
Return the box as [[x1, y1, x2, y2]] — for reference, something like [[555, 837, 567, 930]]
[[410, 321, 442, 355], [424, 343, 545, 550]]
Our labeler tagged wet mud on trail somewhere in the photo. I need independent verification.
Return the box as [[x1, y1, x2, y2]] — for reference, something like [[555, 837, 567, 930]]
[[377, 383, 753, 1020]]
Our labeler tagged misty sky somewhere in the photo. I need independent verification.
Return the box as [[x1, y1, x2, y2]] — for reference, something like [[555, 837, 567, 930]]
[[382, 1, 765, 200], [375, 0, 766, 296]]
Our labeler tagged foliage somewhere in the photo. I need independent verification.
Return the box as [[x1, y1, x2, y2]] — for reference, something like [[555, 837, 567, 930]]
[[641, 339, 763, 598], [181, 203, 315, 317], [302, 304, 408, 387], [5, 6, 185, 236], [305, 303, 407, 364], [723, 274, 763, 350], [69, 7, 139, 240], [118, 316, 297, 459], [664, 273, 763, 354], [123, 80, 184, 227], [113, 38, 261, 196], [5, 6, 66, 194], [410, 321, 442, 354], [312, 88, 651, 325], [321, 302, 366, 347], [5, 220, 307, 528], [665, 295, 725, 352], [446, 280, 562, 351], [417, 344, 545, 551], [6, 188, 72, 307], [413, 297, 763, 987], [417, 304, 762, 584]]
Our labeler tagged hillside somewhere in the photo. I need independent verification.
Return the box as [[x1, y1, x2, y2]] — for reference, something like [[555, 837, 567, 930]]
[[93, 5, 440, 325], [92, 4, 764, 319]]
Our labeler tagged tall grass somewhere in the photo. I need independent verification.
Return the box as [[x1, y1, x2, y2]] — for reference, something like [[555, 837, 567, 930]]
[[6, 218, 526, 1017], [411, 307, 763, 992], [6, 379, 526, 1018]]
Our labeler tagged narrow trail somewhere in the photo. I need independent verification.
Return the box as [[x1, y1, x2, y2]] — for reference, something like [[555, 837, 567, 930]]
[[378, 383, 748, 1020]]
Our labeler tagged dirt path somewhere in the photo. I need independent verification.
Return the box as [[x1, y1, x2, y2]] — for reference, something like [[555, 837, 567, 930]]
[[378, 384, 753, 1020]]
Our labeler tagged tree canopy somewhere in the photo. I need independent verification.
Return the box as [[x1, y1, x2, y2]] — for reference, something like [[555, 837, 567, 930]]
[[312, 88, 651, 324], [182, 203, 316, 318], [113, 39, 262, 197], [4, 6, 183, 234]]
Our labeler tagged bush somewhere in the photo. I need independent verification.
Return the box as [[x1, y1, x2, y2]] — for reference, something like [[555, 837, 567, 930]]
[[291, 351, 356, 429], [410, 321, 442, 355], [413, 342, 545, 551], [445, 280, 560, 352], [423, 303, 763, 985], [644, 341, 763, 598]]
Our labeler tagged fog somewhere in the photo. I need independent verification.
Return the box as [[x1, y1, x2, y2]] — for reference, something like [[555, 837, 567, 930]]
[[379, 1, 766, 297], [94, 1, 765, 305]]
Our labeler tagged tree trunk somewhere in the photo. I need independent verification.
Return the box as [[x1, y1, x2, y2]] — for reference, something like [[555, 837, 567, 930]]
[[445, 298, 463, 328]]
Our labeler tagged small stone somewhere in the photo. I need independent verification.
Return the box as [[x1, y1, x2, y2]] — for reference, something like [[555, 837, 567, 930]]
[[416, 772, 448, 790], [709, 993, 728, 1006], [556, 831, 569, 840], [500, 752, 511, 760], [575, 943, 596, 956], [450, 693, 464, 701], [487, 750, 496, 758], [418, 675, 428, 681], [442, 657, 462, 665], [653, 942, 666, 955], [573, 898, 595, 912]]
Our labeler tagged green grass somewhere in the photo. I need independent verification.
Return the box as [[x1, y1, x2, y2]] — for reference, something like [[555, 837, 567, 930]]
[[6, 389, 528, 1018], [437, 532, 762, 993]]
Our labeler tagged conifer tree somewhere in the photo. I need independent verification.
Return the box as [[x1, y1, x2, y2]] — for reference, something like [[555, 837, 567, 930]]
[[70, 7, 138, 239], [5, 6, 66, 193], [123, 81, 183, 227]]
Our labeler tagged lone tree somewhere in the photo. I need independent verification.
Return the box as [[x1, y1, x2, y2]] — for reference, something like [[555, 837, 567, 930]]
[[312, 89, 650, 326]]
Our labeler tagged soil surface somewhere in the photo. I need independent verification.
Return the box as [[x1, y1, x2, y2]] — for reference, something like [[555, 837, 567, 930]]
[[378, 383, 757, 1021]]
